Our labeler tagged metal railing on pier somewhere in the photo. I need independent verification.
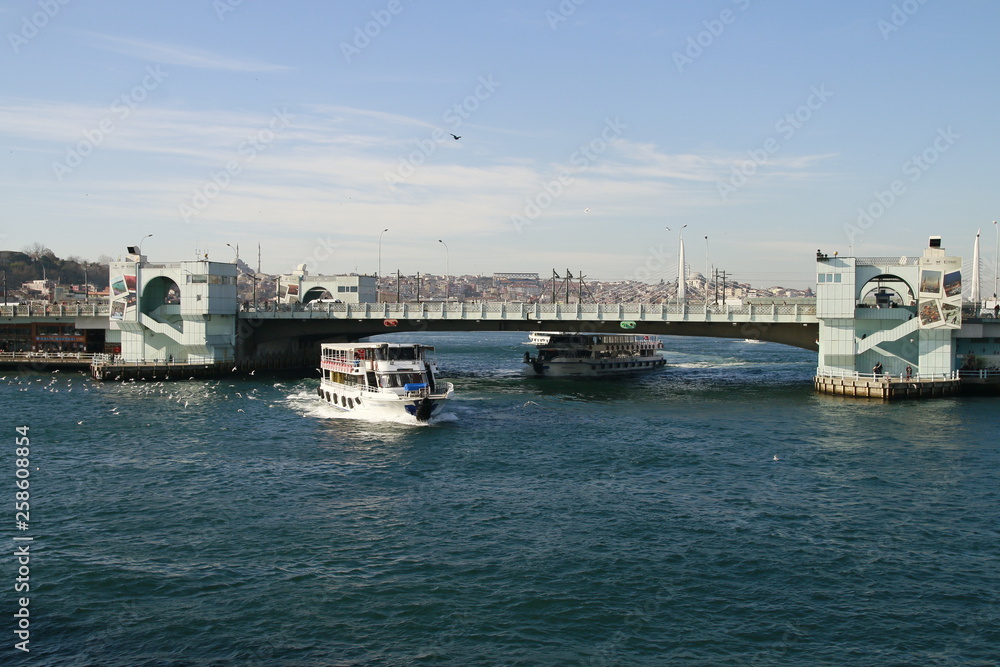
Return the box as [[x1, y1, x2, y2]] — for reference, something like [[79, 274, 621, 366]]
[[815, 368, 960, 382]]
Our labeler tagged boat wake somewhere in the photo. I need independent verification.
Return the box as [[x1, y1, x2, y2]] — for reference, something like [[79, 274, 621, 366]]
[[285, 390, 455, 426]]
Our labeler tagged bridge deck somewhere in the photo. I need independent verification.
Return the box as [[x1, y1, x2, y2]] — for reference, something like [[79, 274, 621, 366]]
[[243, 301, 818, 324]]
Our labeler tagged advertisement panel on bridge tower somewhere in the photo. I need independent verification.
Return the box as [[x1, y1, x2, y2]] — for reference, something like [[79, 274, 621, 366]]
[[917, 255, 962, 329]]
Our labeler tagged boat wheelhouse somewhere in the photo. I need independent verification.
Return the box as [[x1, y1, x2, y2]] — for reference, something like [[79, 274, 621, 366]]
[[318, 342, 453, 422], [522, 331, 666, 377]]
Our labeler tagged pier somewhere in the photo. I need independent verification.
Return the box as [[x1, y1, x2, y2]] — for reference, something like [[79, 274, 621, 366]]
[[813, 371, 961, 399], [0, 351, 98, 372]]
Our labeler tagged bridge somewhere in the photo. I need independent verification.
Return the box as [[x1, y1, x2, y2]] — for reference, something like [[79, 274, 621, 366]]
[[3, 236, 999, 396], [238, 300, 819, 353]]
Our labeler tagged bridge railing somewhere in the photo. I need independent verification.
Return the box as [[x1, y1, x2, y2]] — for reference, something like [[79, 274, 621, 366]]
[[241, 301, 817, 323], [0, 303, 111, 318]]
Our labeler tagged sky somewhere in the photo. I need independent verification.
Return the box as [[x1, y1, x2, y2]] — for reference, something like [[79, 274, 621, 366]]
[[2, 0, 999, 290]]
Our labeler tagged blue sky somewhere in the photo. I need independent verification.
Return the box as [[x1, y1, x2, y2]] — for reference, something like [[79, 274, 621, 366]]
[[2, 0, 998, 289]]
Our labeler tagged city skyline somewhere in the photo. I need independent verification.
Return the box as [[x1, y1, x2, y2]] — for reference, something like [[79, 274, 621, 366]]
[[2, 1, 999, 289]]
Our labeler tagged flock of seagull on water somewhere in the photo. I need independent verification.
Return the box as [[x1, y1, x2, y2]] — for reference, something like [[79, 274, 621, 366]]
[[4, 370, 293, 424], [5, 369, 786, 459]]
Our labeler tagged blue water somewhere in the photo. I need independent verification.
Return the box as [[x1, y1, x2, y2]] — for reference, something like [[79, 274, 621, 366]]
[[3, 332, 998, 665]]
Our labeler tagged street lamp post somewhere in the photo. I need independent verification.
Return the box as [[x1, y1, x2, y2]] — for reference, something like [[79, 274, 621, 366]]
[[378, 228, 389, 303], [135, 234, 151, 363], [438, 239, 449, 300], [226, 244, 240, 309]]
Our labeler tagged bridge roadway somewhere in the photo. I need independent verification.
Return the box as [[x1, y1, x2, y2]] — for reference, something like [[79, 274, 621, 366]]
[[240, 301, 820, 351], [0, 301, 820, 358]]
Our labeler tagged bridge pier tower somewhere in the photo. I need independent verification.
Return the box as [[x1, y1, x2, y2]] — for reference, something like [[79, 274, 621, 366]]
[[101, 252, 238, 375], [814, 237, 962, 397]]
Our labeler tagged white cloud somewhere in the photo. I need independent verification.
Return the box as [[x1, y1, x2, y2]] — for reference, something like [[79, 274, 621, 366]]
[[0, 99, 839, 280], [78, 31, 289, 72]]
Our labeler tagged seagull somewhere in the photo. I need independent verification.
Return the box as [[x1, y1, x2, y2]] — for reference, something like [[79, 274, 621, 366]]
[[522, 400, 539, 407], [249, 370, 256, 375], [772, 455, 780, 461], [450, 133, 461, 140]]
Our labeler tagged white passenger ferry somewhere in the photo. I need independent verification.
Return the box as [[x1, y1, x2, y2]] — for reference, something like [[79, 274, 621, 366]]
[[318, 342, 454, 422], [522, 331, 666, 377]]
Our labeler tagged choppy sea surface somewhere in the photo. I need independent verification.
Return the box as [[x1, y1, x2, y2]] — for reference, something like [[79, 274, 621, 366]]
[[2, 332, 998, 666]]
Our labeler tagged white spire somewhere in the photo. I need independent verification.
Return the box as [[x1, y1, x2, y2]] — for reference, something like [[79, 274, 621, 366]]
[[972, 228, 981, 304]]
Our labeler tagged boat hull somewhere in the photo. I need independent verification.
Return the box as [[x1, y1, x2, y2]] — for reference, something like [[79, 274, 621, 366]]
[[318, 381, 453, 422], [523, 357, 666, 377]]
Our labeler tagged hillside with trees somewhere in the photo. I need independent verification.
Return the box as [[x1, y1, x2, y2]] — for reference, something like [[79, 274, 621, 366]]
[[1, 243, 110, 289]]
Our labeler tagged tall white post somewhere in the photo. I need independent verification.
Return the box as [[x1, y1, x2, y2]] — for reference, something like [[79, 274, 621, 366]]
[[971, 229, 981, 307]]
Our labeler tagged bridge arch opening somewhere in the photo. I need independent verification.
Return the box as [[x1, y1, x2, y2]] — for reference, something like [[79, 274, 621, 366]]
[[301, 287, 334, 305], [858, 273, 915, 307], [140, 276, 181, 314]]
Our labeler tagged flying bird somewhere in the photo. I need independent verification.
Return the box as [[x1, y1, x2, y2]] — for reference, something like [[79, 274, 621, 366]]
[[450, 134, 461, 140]]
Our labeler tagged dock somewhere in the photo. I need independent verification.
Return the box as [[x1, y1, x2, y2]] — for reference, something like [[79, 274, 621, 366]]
[[0, 352, 97, 372], [814, 372, 962, 400]]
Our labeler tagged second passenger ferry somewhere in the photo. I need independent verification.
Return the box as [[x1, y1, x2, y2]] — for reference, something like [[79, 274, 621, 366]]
[[522, 331, 666, 377]]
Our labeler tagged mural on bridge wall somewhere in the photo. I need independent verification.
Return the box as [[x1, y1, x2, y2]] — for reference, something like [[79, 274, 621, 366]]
[[110, 272, 136, 321], [918, 255, 962, 329]]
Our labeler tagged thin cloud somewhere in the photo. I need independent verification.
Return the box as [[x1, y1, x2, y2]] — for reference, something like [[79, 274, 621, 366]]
[[79, 31, 289, 72]]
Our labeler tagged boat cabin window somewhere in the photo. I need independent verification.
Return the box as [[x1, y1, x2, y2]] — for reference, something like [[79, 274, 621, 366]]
[[384, 346, 419, 361], [377, 372, 427, 388]]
